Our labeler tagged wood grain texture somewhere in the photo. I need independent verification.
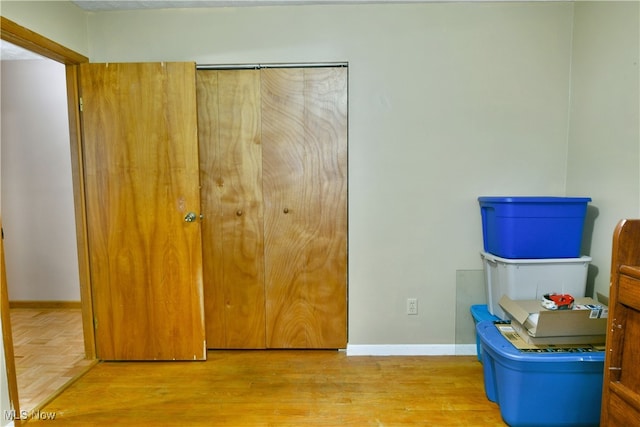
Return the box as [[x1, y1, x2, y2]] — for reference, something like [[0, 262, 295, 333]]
[[197, 70, 266, 349], [197, 71, 225, 348], [262, 68, 348, 348], [601, 219, 640, 426], [25, 352, 505, 426], [80, 62, 205, 360], [608, 390, 640, 427]]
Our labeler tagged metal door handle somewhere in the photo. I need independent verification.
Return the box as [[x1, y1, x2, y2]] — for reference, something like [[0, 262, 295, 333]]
[[184, 212, 197, 222]]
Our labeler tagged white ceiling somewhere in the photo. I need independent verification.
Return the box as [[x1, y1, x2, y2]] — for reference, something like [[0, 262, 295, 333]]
[[71, 0, 428, 11]]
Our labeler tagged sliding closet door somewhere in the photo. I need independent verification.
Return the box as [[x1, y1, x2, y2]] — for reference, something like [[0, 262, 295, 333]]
[[262, 67, 348, 348], [197, 70, 266, 348], [80, 62, 206, 360]]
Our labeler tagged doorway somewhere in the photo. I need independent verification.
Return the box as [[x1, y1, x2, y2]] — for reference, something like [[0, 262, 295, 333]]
[[0, 17, 94, 417], [1, 44, 91, 414]]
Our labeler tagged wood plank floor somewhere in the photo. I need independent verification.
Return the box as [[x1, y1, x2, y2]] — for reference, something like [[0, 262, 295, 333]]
[[10, 308, 95, 414], [21, 351, 505, 426]]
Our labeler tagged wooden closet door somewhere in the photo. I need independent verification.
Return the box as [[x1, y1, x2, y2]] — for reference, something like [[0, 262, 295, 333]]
[[262, 67, 348, 348], [80, 63, 206, 360], [197, 70, 266, 348]]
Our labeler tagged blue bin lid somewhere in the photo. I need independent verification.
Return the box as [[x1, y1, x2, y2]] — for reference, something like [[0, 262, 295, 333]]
[[478, 196, 591, 204], [470, 304, 500, 322], [476, 320, 604, 364]]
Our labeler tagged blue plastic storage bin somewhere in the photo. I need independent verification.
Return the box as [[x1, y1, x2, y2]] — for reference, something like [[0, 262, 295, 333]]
[[470, 305, 500, 362], [478, 196, 591, 259], [476, 320, 604, 427]]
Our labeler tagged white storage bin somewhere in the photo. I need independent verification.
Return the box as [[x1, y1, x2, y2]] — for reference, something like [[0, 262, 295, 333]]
[[481, 251, 591, 319]]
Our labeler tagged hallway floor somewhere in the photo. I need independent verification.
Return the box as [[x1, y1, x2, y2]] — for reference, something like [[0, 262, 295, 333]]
[[10, 308, 95, 414]]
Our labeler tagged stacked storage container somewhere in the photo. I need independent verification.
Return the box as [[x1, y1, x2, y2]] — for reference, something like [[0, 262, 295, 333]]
[[475, 197, 604, 427], [478, 196, 592, 319], [476, 320, 605, 427]]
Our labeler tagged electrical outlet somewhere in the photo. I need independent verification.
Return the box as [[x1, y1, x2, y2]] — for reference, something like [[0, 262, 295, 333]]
[[407, 298, 418, 315]]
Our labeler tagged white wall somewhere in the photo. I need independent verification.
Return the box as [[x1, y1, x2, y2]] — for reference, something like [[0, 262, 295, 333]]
[[2, 1, 637, 350], [84, 2, 576, 345], [0, 0, 89, 58], [1, 59, 81, 301], [566, 1, 640, 299]]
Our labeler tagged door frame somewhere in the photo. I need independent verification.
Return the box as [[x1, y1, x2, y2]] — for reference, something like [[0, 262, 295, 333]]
[[0, 16, 94, 412]]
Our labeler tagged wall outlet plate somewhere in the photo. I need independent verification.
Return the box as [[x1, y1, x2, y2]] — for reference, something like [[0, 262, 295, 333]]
[[407, 298, 418, 315]]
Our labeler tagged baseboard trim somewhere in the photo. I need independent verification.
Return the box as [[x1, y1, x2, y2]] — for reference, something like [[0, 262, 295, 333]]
[[9, 301, 82, 309], [346, 344, 477, 356]]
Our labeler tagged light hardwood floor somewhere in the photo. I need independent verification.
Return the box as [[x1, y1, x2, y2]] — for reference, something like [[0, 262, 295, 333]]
[[9, 308, 95, 415], [18, 350, 505, 426]]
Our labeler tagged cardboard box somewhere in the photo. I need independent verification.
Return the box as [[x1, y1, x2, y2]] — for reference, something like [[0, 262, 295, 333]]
[[494, 323, 606, 351], [498, 295, 607, 345]]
